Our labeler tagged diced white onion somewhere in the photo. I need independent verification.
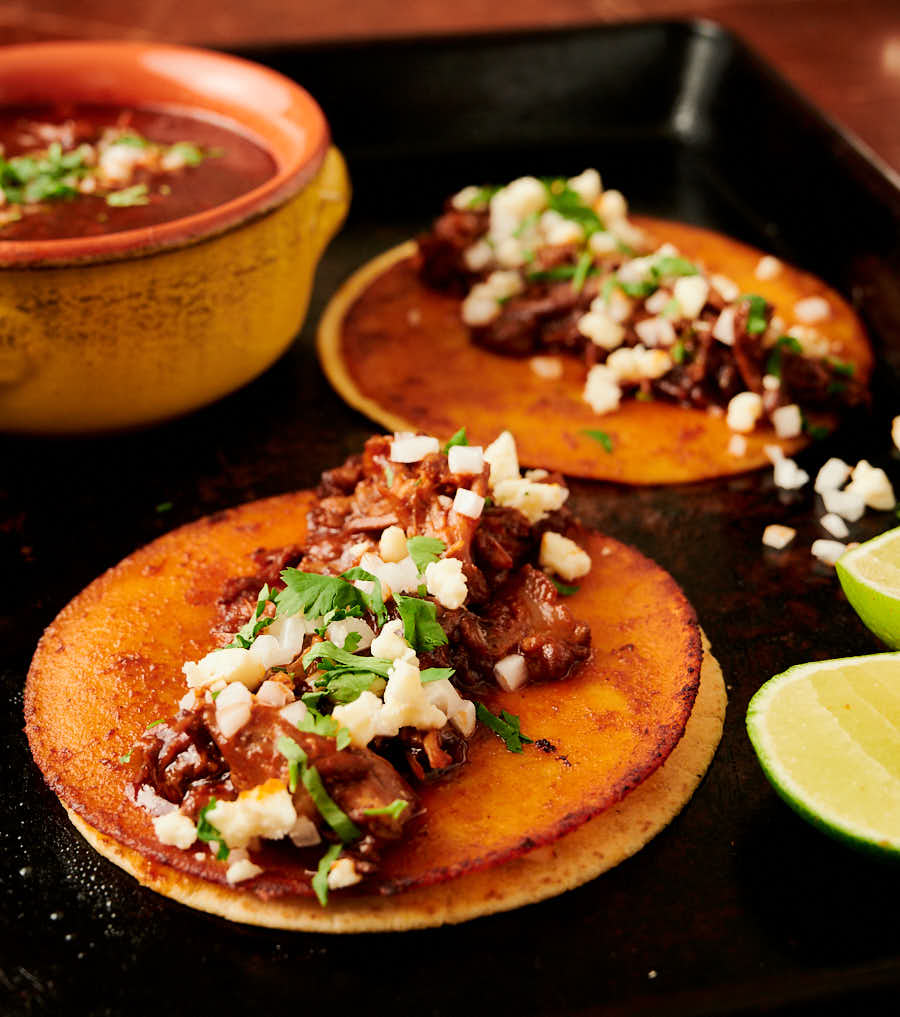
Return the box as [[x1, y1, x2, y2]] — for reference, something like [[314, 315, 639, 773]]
[[494, 654, 529, 692]]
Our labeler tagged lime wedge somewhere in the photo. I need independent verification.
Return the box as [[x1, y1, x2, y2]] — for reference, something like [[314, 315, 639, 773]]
[[747, 653, 900, 855], [836, 526, 900, 648]]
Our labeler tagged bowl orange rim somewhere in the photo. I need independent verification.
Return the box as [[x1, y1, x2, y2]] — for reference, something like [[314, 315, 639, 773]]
[[0, 41, 331, 267]]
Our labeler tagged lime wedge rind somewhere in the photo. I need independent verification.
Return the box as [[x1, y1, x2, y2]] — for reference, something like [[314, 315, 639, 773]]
[[836, 527, 900, 650], [747, 654, 900, 857]]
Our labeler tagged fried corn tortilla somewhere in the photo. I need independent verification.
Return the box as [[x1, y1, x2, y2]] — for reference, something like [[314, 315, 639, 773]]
[[26, 489, 723, 929], [317, 219, 871, 484]]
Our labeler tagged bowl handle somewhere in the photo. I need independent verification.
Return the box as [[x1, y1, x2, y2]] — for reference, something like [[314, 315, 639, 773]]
[[305, 146, 351, 262]]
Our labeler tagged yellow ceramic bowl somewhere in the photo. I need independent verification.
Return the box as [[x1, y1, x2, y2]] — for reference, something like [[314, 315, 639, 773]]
[[0, 43, 350, 433]]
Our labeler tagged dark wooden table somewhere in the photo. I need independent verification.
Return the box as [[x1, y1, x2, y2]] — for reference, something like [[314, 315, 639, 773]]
[[3, 0, 900, 173]]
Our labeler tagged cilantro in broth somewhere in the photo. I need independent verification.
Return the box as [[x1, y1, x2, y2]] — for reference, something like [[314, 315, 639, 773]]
[[106, 183, 149, 207]]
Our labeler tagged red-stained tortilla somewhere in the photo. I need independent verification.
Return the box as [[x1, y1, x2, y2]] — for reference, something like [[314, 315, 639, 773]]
[[25, 488, 720, 927], [317, 219, 872, 484]]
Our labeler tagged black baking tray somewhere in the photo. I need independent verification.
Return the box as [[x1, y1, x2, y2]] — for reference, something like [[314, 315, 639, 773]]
[[3, 19, 900, 1017]]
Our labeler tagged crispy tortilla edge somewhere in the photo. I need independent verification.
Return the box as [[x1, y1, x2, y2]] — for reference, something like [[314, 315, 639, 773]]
[[65, 632, 725, 933]]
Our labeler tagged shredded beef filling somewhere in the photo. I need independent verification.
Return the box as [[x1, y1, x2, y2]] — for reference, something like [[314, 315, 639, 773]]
[[133, 434, 592, 888], [417, 204, 865, 416]]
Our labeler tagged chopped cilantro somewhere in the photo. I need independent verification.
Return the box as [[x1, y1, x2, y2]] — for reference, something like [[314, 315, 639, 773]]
[[363, 799, 409, 820], [551, 578, 579, 596], [342, 630, 362, 652], [806, 422, 830, 440], [339, 568, 388, 627], [301, 690, 329, 710], [830, 359, 856, 377], [224, 583, 275, 649], [296, 703, 341, 737], [765, 334, 803, 379], [527, 263, 600, 285], [826, 357, 856, 395], [113, 134, 149, 148], [196, 799, 229, 860], [278, 569, 360, 621], [466, 185, 500, 209], [513, 211, 539, 238], [276, 735, 305, 792], [320, 671, 386, 704], [303, 640, 391, 676], [475, 703, 533, 753], [654, 256, 699, 280], [615, 254, 699, 300], [0, 142, 88, 206], [420, 667, 456, 683], [155, 500, 173, 513], [119, 751, 132, 764], [106, 183, 149, 207], [145, 719, 164, 730], [542, 179, 604, 237], [571, 250, 594, 294], [406, 535, 446, 573], [662, 298, 681, 319], [303, 762, 361, 843], [671, 339, 687, 365], [742, 294, 770, 336], [166, 141, 205, 166], [618, 278, 656, 298], [302, 641, 393, 704], [443, 427, 469, 453], [312, 842, 343, 907], [278, 567, 386, 628], [396, 595, 449, 653], [580, 428, 614, 453], [276, 736, 360, 842]]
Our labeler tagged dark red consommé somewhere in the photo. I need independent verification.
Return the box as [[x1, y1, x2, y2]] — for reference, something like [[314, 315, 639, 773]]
[[0, 104, 277, 241]]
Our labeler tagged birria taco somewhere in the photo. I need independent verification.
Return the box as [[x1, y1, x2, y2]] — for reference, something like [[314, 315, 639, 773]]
[[25, 430, 725, 931], [318, 171, 871, 483]]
